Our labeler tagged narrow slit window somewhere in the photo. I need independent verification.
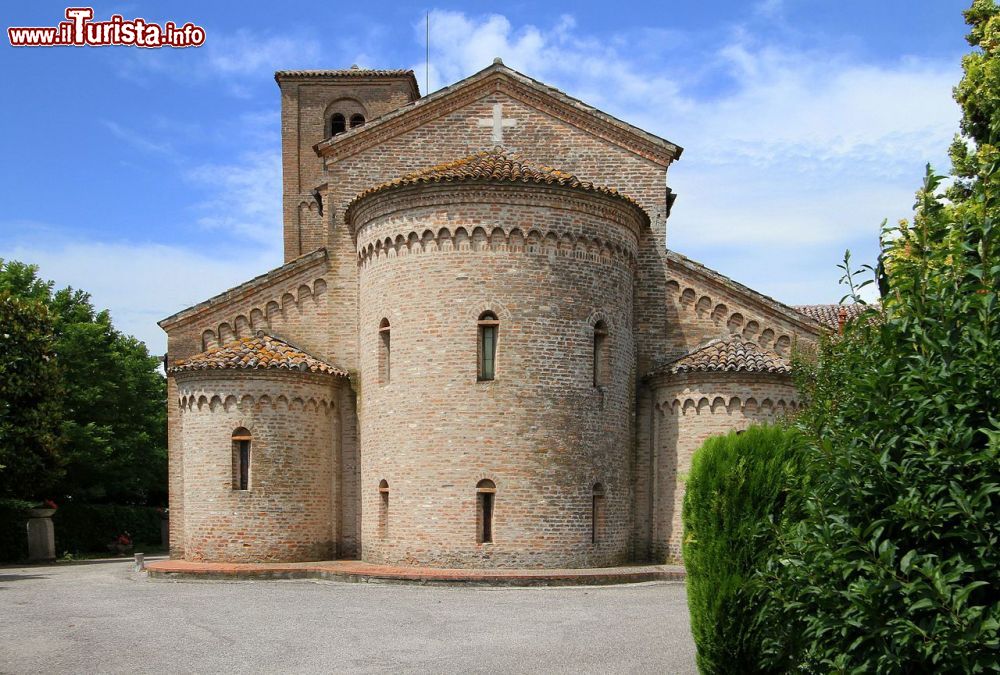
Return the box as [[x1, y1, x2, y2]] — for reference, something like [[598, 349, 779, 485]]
[[232, 428, 252, 491], [379, 318, 391, 385], [592, 483, 606, 543], [593, 320, 609, 387], [349, 113, 365, 128], [378, 479, 389, 538], [330, 113, 346, 136], [477, 479, 496, 543], [478, 311, 498, 381]]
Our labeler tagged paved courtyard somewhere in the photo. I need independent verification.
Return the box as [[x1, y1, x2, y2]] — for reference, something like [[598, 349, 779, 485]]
[[0, 557, 696, 674]]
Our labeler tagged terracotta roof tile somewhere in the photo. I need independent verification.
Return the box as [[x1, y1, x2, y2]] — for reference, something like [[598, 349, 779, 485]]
[[345, 147, 646, 221], [169, 333, 347, 377], [649, 335, 790, 377], [274, 68, 415, 78], [794, 303, 870, 330]]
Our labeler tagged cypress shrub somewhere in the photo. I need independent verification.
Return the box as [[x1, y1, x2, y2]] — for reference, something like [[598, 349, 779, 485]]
[[682, 424, 807, 674]]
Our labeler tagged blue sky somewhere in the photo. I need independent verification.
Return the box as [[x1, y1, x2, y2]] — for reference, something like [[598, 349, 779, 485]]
[[0, 1, 971, 352]]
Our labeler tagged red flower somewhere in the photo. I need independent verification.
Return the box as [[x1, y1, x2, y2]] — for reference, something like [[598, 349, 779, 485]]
[[43, 499, 58, 510]]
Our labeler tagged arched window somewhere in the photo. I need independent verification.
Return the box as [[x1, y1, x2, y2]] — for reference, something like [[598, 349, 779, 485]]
[[349, 113, 365, 128], [378, 318, 391, 385], [477, 311, 498, 381], [232, 428, 252, 490], [592, 483, 606, 543], [378, 479, 389, 538], [593, 320, 609, 387], [476, 479, 496, 543], [330, 113, 346, 136]]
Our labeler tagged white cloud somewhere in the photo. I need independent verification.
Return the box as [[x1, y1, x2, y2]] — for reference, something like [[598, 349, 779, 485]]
[[185, 149, 283, 246], [102, 120, 175, 156], [203, 29, 322, 77], [414, 9, 960, 301], [116, 27, 327, 96]]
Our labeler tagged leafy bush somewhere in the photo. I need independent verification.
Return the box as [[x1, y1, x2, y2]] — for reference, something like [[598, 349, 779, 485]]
[[756, 5, 1000, 670], [759, 173, 1000, 671], [53, 503, 162, 554], [683, 424, 807, 674]]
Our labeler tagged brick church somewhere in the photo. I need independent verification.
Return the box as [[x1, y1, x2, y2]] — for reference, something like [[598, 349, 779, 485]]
[[159, 60, 840, 568]]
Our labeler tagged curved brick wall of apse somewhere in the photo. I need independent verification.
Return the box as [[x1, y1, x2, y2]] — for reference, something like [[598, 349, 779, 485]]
[[174, 370, 340, 562], [644, 372, 800, 561], [350, 183, 645, 568]]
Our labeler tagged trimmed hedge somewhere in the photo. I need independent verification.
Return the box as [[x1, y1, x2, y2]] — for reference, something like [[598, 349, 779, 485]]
[[53, 503, 162, 555], [682, 424, 807, 675]]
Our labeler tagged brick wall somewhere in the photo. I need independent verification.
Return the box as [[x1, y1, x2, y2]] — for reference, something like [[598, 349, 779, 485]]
[[277, 73, 418, 260], [323, 90, 670, 374], [643, 372, 801, 561], [352, 183, 644, 568], [661, 254, 820, 364], [173, 370, 343, 562]]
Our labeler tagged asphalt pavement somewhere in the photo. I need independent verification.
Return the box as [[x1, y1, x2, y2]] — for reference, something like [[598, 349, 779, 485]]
[[0, 557, 696, 674]]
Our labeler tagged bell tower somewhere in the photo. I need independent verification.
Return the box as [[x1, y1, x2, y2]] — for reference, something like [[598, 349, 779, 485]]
[[274, 67, 420, 261]]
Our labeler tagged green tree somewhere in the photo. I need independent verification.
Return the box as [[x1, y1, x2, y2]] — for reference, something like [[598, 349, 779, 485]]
[[0, 292, 64, 499], [757, 4, 1000, 667], [949, 0, 1000, 215], [0, 260, 167, 504]]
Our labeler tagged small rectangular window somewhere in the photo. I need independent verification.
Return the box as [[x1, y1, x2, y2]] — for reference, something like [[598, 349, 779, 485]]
[[379, 319, 391, 385], [378, 480, 389, 538], [480, 492, 494, 543], [481, 326, 496, 380], [232, 435, 251, 491], [478, 312, 499, 382], [593, 322, 609, 387], [592, 484, 606, 543], [477, 479, 496, 543]]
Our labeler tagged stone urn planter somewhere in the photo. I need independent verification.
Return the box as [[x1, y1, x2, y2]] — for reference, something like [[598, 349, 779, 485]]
[[26, 509, 56, 561]]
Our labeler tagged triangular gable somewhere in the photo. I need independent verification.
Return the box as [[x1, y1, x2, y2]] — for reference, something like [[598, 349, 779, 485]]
[[313, 61, 683, 167], [158, 248, 328, 329], [665, 250, 823, 335]]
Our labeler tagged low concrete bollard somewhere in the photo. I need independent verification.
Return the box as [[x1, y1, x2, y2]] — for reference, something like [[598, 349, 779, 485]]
[[134, 552, 145, 571]]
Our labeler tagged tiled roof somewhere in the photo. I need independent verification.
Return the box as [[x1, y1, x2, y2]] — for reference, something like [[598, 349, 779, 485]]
[[649, 335, 791, 377], [794, 303, 870, 330], [275, 68, 415, 78], [169, 333, 347, 377], [346, 147, 645, 220]]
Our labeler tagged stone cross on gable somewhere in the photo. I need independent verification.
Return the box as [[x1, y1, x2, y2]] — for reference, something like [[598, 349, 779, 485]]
[[478, 103, 518, 144]]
